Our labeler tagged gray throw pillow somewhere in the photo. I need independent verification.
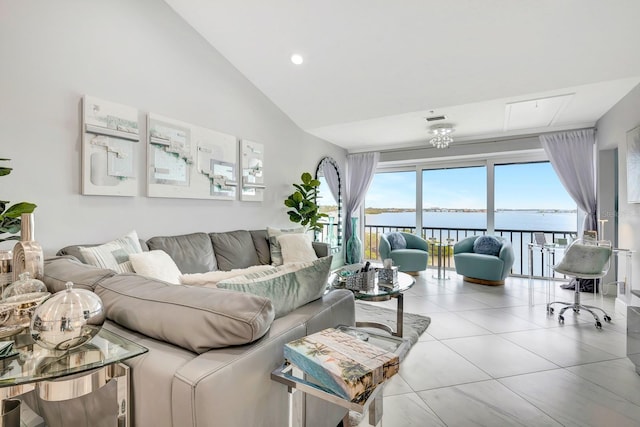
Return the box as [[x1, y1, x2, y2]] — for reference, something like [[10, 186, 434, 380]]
[[387, 232, 407, 250], [217, 256, 332, 318], [473, 235, 502, 256]]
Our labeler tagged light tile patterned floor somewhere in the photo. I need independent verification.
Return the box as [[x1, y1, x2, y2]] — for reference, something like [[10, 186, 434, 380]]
[[354, 272, 640, 427]]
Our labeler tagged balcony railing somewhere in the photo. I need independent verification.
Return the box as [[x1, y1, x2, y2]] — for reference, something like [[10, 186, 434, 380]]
[[360, 224, 575, 278]]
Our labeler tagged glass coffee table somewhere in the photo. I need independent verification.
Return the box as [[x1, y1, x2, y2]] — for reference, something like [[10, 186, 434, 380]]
[[0, 326, 148, 427], [329, 265, 415, 337]]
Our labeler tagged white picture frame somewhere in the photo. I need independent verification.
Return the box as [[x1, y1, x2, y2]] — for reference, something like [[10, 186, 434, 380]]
[[240, 140, 265, 201], [147, 113, 238, 200], [81, 96, 139, 196]]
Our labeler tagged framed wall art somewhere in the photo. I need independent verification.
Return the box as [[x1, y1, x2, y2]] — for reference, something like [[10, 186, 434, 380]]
[[82, 96, 139, 196], [147, 114, 238, 200], [240, 139, 265, 201]]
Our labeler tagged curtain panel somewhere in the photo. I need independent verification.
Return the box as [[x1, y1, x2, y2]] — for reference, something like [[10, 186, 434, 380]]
[[344, 152, 380, 255], [539, 128, 597, 233]]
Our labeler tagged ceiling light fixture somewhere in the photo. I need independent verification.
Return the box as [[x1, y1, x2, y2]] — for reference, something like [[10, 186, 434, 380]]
[[429, 124, 455, 149], [290, 54, 304, 65]]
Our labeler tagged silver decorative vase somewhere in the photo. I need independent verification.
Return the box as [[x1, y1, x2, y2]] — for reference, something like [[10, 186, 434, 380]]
[[12, 213, 44, 281]]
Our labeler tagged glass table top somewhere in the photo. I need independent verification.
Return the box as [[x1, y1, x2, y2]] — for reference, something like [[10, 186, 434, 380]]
[[0, 327, 148, 387], [329, 264, 415, 300]]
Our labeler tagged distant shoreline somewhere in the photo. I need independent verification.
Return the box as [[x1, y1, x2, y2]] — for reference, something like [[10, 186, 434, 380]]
[[365, 208, 577, 214]]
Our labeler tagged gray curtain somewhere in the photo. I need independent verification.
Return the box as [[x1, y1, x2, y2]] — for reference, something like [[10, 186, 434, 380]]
[[539, 129, 597, 234], [344, 152, 380, 250]]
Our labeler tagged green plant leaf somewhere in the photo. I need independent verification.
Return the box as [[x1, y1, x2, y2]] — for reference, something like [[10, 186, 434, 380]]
[[284, 198, 297, 208], [309, 179, 321, 187], [0, 236, 20, 243], [0, 167, 11, 177], [301, 172, 312, 184], [292, 192, 303, 203], [4, 202, 36, 218]]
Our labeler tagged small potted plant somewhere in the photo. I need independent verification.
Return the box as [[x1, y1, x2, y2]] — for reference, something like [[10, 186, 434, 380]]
[[284, 172, 327, 232], [1, 158, 37, 243]]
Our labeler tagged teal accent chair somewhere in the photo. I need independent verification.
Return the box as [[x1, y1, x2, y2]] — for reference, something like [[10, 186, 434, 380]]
[[378, 232, 429, 273], [453, 235, 514, 285]]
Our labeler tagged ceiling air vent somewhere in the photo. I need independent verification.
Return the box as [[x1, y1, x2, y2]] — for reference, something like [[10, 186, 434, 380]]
[[426, 115, 447, 122]]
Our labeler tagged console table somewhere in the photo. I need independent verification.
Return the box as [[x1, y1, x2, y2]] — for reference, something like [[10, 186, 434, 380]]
[[0, 327, 147, 427], [427, 239, 455, 280]]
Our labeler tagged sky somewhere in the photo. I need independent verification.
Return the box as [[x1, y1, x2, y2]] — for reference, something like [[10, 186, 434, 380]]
[[364, 162, 577, 210]]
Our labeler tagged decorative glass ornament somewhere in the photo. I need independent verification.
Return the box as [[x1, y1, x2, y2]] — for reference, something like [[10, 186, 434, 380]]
[[3, 272, 47, 300], [31, 282, 105, 351], [0, 272, 50, 328]]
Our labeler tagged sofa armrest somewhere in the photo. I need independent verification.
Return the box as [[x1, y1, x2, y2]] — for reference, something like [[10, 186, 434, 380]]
[[312, 241, 330, 258], [499, 241, 515, 270], [454, 236, 477, 254], [403, 233, 428, 251], [378, 234, 392, 260]]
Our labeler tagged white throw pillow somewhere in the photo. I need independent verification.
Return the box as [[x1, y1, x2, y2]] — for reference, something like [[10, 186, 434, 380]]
[[267, 226, 305, 266], [277, 233, 318, 264], [179, 265, 277, 287], [130, 250, 182, 285], [79, 230, 143, 273]]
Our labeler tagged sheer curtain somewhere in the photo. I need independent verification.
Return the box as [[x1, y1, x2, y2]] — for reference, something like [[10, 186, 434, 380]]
[[345, 152, 379, 248], [321, 160, 340, 204], [539, 129, 597, 233]]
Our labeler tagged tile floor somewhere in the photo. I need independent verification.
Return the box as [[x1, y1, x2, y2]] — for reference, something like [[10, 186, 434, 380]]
[[354, 271, 640, 426]]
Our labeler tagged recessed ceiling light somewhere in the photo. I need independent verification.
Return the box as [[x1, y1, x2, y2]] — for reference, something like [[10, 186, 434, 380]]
[[290, 54, 304, 65]]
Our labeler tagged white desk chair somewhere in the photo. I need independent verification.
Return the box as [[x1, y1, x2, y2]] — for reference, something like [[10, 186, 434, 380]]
[[547, 239, 613, 328]]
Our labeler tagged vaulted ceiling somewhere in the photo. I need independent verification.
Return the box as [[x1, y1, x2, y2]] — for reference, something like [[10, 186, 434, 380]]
[[165, 0, 640, 152]]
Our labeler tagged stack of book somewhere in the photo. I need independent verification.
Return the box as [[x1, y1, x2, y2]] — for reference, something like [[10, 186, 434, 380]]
[[284, 328, 399, 403]]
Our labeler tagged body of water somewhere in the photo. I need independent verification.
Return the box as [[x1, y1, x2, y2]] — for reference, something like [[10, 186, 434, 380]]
[[365, 211, 577, 232]]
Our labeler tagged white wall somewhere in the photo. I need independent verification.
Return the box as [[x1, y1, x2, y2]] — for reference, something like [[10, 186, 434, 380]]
[[596, 83, 640, 308], [0, 0, 345, 255]]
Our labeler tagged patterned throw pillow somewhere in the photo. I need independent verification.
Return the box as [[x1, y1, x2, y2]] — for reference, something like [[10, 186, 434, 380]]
[[472, 235, 503, 256], [217, 256, 332, 318], [387, 232, 407, 250], [79, 230, 143, 273], [266, 226, 305, 266]]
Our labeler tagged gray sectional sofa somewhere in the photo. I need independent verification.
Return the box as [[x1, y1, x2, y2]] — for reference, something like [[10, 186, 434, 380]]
[[41, 229, 355, 427]]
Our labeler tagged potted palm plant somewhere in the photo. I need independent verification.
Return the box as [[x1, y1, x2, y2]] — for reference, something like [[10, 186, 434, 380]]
[[1, 158, 37, 243]]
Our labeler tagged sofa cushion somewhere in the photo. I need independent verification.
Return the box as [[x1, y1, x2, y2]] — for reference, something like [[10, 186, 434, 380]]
[[95, 274, 275, 353], [57, 239, 149, 263], [79, 230, 143, 273], [473, 235, 502, 256], [277, 233, 318, 264], [147, 232, 216, 274], [130, 250, 182, 284], [43, 256, 116, 293], [266, 226, 305, 266], [249, 229, 272, 265], [387, 232, 407, 250], [216, 256, 332, 318], [210, 230, 259, 271]]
